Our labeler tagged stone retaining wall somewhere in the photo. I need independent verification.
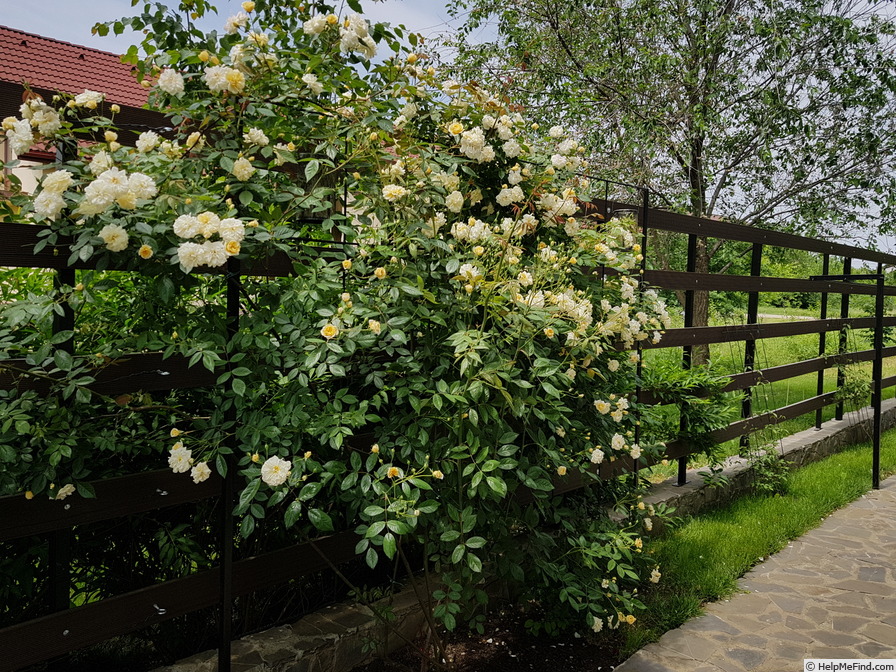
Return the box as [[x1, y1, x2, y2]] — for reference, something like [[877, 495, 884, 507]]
[[156, 399, 895, 672]]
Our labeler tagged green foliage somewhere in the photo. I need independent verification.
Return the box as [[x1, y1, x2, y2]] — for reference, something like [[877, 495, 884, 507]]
[[640, 358, 738, 461], [0, 0, 732, 649]]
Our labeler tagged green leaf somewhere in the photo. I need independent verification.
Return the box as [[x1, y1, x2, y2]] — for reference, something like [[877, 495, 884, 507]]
[[486, 476, 507, 497], [299, 481, 322, 501], [240, 516, 255, 537], [53, 350, 73, 371], [308, 508, 334, 532], [465, 536, 487, 548], [236, 478, 260, 514], [466, 553, 482, 572], [366, 547, 378, 568], [305, 159, 320, 181], [232, 378, 246, 396], [451, 544, 465, 563], [382, 532, 397, 559]]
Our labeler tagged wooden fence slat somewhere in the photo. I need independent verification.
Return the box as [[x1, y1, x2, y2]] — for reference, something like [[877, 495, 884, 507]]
[[0, 469, 218, 541], [643, 269, 896, 297], [0, 352, 217, 394], [0, 222, 342, 276], [721, 347, 896, 393], [591, 200, 896, 265], [0, 530, 361, 672], [0, 570, 220, 672], [645, 317, 893, 349]]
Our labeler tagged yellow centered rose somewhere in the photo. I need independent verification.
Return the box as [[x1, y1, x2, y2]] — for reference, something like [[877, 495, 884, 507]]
[[320, 323, 339, 340], [373, 267, 387, 280]]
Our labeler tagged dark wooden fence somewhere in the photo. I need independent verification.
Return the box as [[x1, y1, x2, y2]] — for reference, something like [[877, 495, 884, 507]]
[[2, 197, 895, 671]]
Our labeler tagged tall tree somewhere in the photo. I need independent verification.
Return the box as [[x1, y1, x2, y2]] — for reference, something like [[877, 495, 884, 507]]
[[446, 0, 896, 354]]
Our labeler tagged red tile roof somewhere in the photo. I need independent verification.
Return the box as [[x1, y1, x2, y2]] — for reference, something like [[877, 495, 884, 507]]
[[0, 25, 148, 108]]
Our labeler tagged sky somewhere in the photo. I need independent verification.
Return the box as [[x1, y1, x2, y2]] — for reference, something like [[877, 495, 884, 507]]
[[0, 0, 466, 54]]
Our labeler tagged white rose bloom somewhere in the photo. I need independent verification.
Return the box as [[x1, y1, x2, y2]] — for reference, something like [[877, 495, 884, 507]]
[[549, 125, 565, 138], [218, 218, 246, 242], [203, 241, 228, 267], [177, 241, 207, 271], [517, 271, 533, 287], [74, 90, 104, 107], [519, 214, 538, 235], [173, 214, 201, 239], [502, 138, 522, 158], [127, 173, 158, 200], [55, 484, 76, 500], [243, 127, 269, 147], [382, 184, 408, 201], [551, 154, 567, 170], [459, 263, 480, 281], [33, 191, 66, 220], [590, 449, 605, 465], [168, 445, 192, 473], [157, 69, 185, 96], [89, 150, 114, 176], [302, 73, 324, 95], [41, 170, 74, 194], [191, 461, 212, 484], [261, 456, 292, 486], [558, 138, 578, 154], [98, 223, 129, 252], [611, 433, 625, 451], [303, 15, 327, 35], [231, 157, 256, 181], [203, 65, 245, 94], [445, 190, 464, 213], [136, 131, 160, 153], [631, 445, 642, 460], [496, 188, 515, 207], [224, 11, 249, 34], [608, 359, 620, 372], [8, 118, 34, 155]]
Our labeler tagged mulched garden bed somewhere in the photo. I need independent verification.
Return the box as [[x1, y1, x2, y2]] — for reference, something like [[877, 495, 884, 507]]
[[355, 606, 626, 672]]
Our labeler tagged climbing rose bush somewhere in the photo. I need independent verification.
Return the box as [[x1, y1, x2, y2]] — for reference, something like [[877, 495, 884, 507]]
[[0, 0, 673, 637]]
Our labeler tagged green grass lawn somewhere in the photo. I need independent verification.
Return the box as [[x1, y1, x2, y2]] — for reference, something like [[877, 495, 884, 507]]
[[620, 427, 896, 657], [642, 303, 896, 481]]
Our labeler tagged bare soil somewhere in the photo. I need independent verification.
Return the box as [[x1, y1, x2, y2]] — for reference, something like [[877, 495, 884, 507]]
[[354, 607, 625, 672]]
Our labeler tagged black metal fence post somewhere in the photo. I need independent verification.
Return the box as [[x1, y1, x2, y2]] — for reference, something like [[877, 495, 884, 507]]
[[678, 233, 698, 486], [218, 258, 241, 672], [49, 267, 76, 614], [816, 254, 830, 429], [740, 243, 763, 451], [872, 263, 884, 489], [634, 189, 649, 483], [836, 257, 852, 421]]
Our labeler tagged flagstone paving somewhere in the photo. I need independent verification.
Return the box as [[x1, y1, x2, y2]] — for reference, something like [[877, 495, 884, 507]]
[[615, 478, 896, 671]]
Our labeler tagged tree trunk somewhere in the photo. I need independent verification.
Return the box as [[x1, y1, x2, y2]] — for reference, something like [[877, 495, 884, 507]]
[[692, 236, 710, 365]]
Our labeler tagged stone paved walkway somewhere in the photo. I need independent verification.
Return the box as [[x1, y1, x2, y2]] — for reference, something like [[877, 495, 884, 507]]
[[616, 478, 896, 671]]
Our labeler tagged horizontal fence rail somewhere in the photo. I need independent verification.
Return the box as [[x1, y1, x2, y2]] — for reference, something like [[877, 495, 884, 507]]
[[593, 199, 896, 266]]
